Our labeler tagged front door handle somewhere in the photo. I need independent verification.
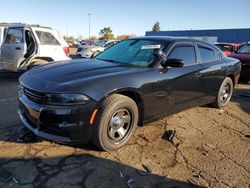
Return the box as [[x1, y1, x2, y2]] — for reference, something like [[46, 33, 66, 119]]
[[195, 72, 202, 78], [156, 92, 166, 99], [15, 47, 21, 50]]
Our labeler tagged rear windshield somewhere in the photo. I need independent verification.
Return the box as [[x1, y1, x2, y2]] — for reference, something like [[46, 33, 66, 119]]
[[35, 31, 60, 45]]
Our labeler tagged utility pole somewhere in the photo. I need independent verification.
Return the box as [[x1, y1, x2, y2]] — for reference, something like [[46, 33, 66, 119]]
[[66, 25, 68, 39], [88, 13, 91, 39]]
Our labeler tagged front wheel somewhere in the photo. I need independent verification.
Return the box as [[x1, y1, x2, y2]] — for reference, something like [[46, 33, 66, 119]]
[[91, 94, 138, 151], [212, 77, 233, 108]]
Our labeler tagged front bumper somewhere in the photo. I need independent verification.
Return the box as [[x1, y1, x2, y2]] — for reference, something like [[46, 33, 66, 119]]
[[18, 92, 97, 144]]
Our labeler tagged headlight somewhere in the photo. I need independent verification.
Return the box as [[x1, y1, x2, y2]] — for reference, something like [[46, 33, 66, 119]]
[[46, 94, 90, 105], [18, 85, 24, 97]]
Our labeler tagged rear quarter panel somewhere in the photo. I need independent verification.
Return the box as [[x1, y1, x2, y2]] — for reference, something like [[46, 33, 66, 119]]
[[200, 57, 241, 102]]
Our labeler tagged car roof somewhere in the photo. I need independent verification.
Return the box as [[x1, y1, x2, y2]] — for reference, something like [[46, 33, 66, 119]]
[[131, 36, 215, 46], [0, 22, 51, 29]]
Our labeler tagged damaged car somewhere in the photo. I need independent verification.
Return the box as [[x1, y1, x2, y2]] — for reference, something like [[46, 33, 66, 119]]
[[18, 37, 241, 151]]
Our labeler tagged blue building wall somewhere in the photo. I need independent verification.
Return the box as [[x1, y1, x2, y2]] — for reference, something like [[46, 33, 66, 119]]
[[146, 29, 250, 43]]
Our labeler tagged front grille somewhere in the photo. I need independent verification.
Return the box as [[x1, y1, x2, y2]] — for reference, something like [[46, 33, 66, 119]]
[[24, 87, 45, 104], [23, 111, 68, 137]]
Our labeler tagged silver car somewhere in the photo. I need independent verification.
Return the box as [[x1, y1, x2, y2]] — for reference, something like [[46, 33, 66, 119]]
[[76, 40, 119, 58]]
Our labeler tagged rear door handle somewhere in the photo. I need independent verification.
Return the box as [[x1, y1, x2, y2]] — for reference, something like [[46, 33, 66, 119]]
[[15, 47, 21, 50], [195, 72, 202, 78]]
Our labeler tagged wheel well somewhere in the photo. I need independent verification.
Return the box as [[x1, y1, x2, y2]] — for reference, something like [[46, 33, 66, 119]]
[[117, 91, 144, 126], [32, 57, 54, 63], [227, 74, 236, 87]]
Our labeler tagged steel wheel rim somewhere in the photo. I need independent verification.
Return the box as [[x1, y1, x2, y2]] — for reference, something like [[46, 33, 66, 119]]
[[107, 108, 133, 142], [220, 82, 231, 104]]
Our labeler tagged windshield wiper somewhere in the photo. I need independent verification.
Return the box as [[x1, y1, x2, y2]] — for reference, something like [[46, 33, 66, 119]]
[[96, 58, 125, 64]]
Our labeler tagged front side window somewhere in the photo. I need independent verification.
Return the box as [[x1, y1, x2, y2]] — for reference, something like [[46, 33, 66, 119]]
[[5, 28, 23, 43], [96, 39, 166, 67], [167, 45, 196, 65], [237, 44, 250, 53], [35, 31, 60, 45], [198, 46, 215, 62]]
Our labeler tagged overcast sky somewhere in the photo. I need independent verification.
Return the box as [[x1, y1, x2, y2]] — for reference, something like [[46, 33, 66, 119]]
[[0, 0, 249, 38]]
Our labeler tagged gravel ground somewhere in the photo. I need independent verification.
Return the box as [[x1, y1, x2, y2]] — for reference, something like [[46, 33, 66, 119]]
[[0, 62, 249, 188]]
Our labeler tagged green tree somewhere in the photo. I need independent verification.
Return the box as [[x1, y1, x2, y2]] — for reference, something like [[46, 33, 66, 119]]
[[117, 34, 131, 40], [63, 36, 75, 42], [99, 27, 114, 39], [90, 36, 98, 40], [152, 21, 160, 32]]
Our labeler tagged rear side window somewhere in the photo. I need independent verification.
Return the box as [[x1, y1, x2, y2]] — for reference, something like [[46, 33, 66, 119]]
[[168, 45, 196, 65], [215, 50, 221, 60], [198, 46, 215, 62], [35, 31, 60, 45], [5, 28, 23, 43]]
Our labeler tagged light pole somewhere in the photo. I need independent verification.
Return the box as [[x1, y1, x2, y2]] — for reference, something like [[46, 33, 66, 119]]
[[66, 25, 68, 39], [88, 13, 91, 39]]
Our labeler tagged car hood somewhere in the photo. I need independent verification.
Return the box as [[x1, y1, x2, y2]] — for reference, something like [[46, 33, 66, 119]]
[[230, 53, 250, 62], [19, 59, 146, 92]]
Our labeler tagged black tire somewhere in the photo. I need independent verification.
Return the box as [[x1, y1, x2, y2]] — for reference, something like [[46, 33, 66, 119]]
[[91, 94, 138, 151], [28, 59, 48, 69], [212, 77, 233, 108]]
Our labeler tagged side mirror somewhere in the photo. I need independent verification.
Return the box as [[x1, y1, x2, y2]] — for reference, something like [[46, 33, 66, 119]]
[[161, 58, 184, 68], [153, 49, 164, 58]]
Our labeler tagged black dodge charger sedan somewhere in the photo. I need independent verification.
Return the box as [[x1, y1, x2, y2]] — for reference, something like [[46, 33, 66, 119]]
[[18, 37, 241, 151]]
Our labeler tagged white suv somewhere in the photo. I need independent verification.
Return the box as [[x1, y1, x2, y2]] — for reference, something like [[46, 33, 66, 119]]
[[0, 23, 70, 72]]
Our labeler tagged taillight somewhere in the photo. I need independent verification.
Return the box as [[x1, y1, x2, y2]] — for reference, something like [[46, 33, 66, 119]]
[[64, 47, 70, 57]]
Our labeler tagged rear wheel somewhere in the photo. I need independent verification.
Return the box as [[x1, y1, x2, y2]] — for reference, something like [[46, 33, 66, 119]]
[[91, 94, 138, 151], [212, 77, 233, 108]]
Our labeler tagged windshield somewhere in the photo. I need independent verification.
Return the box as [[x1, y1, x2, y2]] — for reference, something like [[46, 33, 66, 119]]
[[237, 44, 250, 53], [96, 39, 166, 67]]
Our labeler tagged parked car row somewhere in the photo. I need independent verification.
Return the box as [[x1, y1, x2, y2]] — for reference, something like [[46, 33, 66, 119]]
[[76, 40, 119, 58], [229, 42, 250, 82], [0, 24, 249, 84], [0, 23, 70, 72], [214, 42, 240, 56]]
